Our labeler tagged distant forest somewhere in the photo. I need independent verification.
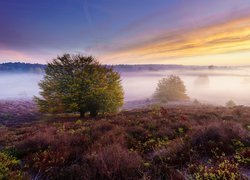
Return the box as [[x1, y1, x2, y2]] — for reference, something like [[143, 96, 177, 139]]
[[0, 62, 46, 73], [0, 62, 219, 73]]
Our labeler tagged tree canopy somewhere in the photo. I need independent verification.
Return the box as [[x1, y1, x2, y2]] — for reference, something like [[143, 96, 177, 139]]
[[35, 54, 124, 117], [153, 75, 189, 103]]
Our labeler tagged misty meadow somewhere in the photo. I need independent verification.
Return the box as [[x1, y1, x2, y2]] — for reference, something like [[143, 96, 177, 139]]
[[1, 65, 250, 106]]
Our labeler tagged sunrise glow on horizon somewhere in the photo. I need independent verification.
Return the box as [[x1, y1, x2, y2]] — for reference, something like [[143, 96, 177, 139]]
[[1, 0, 250, 65]]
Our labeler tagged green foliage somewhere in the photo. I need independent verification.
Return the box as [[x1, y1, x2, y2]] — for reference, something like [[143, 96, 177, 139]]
[[75, 119, 82, 125], [0, 152, 23, 179], [35, 54, 124, 117], [234, 148, 250, 166], [153, 75, 189, 103], [189, 159, 244, 180], [178, 127, 184, 134]]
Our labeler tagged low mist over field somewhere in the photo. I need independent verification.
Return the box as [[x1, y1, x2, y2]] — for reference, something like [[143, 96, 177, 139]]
[[1, 65, 250, 106], [122, 68, 250, 105], [0, 73, 42, 99]]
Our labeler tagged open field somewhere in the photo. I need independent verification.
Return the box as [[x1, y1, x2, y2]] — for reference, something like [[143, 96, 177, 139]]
[[0, 101, 249, 179]]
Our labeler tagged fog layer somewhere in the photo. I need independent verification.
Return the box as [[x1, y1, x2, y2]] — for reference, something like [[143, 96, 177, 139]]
[[0, 73, 42, 99], [1, 67, 250, 105]]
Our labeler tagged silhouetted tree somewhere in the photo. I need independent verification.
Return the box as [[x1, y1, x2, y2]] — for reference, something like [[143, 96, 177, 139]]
[[35, 54, 124, 117], [153, 75, 189, 103]]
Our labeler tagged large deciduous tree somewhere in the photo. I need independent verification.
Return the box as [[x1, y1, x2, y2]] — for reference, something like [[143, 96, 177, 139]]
[[35, 54, 124, 117]]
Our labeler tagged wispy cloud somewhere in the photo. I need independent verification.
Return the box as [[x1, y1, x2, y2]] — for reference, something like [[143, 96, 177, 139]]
[[103, 13, 250, 64]]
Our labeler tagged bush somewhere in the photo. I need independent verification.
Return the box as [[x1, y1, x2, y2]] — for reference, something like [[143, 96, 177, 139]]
[[16, 128, 56, 157], [35, 54, 124, 117], [90, 144, 142, 179], [188, 159, 245, 180], [0, 152, 23, 179], [153, 75, 189, 103], [189, 122, 248, 157]]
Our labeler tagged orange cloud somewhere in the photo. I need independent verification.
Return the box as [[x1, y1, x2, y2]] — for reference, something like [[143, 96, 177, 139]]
[[103, 15, 250, 65]]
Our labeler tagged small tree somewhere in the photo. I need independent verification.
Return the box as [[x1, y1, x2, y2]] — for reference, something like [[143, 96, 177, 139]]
[[193, 99, 201, 105], [226, 100, 236, 108], [35, 54, 124, 117], [153, 75, 189, 103]]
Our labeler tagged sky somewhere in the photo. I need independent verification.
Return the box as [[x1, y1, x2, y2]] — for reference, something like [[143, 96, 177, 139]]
[[1, 0, 250, 65]]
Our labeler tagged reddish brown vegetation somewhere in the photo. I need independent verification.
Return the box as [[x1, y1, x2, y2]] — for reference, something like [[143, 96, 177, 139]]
[[0, 100, 40, 125], [0, 102, 249, 179]]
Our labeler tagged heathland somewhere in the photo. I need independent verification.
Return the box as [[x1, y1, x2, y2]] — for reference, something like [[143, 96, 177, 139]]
[[0, 100, 249, 179], [0, 61, 249, 179]]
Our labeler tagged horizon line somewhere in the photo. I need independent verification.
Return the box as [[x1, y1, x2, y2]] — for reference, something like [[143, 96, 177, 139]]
[[1, 61, 250, 68]]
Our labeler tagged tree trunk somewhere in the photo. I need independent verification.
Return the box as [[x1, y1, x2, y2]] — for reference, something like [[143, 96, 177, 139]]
[[79, 110, 85, 118], [90, 110, 98, 117]]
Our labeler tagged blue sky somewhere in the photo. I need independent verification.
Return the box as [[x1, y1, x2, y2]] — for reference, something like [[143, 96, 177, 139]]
[[1, 0, 250, 65]]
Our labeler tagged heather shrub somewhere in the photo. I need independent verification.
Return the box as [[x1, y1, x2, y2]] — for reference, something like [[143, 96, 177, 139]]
[[58, 164, 91, 180], [127, 126, 149, 142], [155, 126, 176, 140], [150, 138, 192, 179], [89, 144, 142, 179], [15, 129, 56, 157], [152, 138, 192, 167], [27, 148, 72, 177], [0, 103, 249, 179], [189, 122, 248, 157], [92, 126, 126, 149], [21, 132, 92, 179], [89, 121, 114, 141]]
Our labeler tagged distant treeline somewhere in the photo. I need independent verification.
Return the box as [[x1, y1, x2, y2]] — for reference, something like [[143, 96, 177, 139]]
[[111, 64, 186, 72], [0, 62, 46, 73], [0, 62, 221, 73]]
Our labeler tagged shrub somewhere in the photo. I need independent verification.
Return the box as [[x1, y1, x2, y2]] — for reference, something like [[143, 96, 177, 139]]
[[153, 75, 189, 103], [152, 138, 192, 168], [234, 148, 250, 166], [0, 152, 23, 179], [1, 104, 249, 179], [35, 54, 124, 117], [90, 144, 142, 179], [188, 159, 246, 180], [16, 128, 56, 157], [189, 122, 248, 157]]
